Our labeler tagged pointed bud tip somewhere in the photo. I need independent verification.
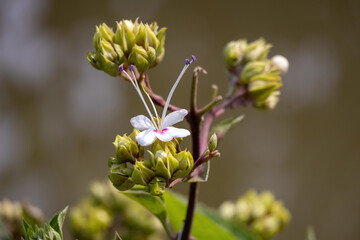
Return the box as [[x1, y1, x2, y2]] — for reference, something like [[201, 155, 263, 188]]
[[185, 59, 191, 65], [129, 65, 135, 72], [119, 64, 124, 73], [191, 55, 197, 61]]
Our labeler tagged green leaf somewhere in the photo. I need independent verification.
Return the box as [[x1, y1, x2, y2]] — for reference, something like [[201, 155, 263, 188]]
[[49, 206, 68, 239], [122, 188, 173, 238], [212, 115, 244, 140], [163, 191, 260, 240], [22, 219, 34, 239], [185, 161, 210, 183]]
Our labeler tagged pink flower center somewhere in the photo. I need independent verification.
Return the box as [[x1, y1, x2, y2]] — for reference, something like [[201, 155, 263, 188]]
[[153, 128, 168, 135]]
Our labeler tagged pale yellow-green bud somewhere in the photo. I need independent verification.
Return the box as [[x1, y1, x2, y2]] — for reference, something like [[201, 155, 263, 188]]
[[115, 20, 136, 55], [132, 160, 155, 185], [235, 199, 251, 222], [153, 150, 172, 179], [223, 40, 247, 69], [248, 80, 282, 103], [244, 38, 272, 62], [128, 45, 150, 72], [219, 201, 235, 220], [256, 91, 280, 110], [171, 150, 194, 180], [241, 61, 267, 84], [99, 23, 115, 43], [208, 133, 218, 152], [113, 133, 139, 163], [108, 166, 135, 191], [252, 215, 281, 239]]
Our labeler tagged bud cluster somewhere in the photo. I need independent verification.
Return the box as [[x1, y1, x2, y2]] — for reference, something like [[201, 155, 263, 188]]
[[223, 39, 289, 110], [219, 190, 290, 239], [88, 19, 166, 76], [108, 130, 194, 196]]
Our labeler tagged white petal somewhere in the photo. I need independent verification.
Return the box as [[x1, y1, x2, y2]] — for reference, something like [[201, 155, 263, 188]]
[[130, 115, 153, 131], [162, 109, 188, 128], [136, 129, 157, 146], [154, 130, 174, 142], [166, 127, 190, 138]]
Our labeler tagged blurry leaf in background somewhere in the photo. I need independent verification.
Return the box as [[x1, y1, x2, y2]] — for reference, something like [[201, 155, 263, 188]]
[[122, 187, 173, 238], [164, 191, 260, 240]]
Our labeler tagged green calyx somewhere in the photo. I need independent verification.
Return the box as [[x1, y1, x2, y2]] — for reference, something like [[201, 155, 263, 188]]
[[108, 133, 194, 196], [88, 19, 166, 76]]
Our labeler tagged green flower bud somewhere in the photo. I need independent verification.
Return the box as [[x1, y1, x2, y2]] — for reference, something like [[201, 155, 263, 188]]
[[108, 166, 135, 191], [172, 150, 194, 179], [208, 133, 218, 152], [252, 215, 281, 239], [248, 80, 282, 103], [155, 27, 166, 62], [115, 20, 136, 55], [128, 45, 150, 72], [244, 38, 272, 62], [153, 150, 171, 179], [148, 177, 166, 196], [132, 161, 155, 185], [113, 134, 139, 163], [223, 40, 247, 69], [241, 61, 267, 84], [99, 23, 115, 43], [100, 39, 117, 62], [256, 91, 280, 110], [147, 46, 157, 67]]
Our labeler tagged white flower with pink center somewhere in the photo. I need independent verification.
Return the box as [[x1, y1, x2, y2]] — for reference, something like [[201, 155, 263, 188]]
[[119, 56, 196, 146]]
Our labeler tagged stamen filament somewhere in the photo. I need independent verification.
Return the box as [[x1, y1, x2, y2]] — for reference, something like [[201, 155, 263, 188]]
[[161, 58, 195, 121], [122, 69, 157, 128], [131, 69, 161, 128], [141, 84, 161, 128]]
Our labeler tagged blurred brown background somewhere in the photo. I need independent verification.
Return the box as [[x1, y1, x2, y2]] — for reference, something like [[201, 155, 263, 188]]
[[1, 0, 360, 239]]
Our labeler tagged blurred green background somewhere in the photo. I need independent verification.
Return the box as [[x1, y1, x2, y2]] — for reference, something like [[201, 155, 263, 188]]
[[1, 0, 359, 239]]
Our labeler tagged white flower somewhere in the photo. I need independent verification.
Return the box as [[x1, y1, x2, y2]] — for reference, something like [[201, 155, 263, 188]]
[[120, 56, 196, 146], [130, 109, 190, 146]]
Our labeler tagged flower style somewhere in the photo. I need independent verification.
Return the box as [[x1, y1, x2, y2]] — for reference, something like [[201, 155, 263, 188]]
[[119, 56, 196, 146]]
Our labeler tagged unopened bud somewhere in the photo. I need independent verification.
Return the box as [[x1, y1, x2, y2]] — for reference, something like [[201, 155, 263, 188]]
[[223, 40, 247, 69], [208, 133, 218, 152], [272, 55, 289, 74], [244, 39, 272, 62], [128, 45, 150, 72]]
